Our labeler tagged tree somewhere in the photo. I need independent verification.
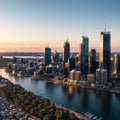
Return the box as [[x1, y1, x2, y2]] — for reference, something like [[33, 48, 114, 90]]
[[43, 113, 55, 120]]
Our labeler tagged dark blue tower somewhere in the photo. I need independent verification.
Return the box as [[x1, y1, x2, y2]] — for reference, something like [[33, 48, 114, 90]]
[[82, 36, 89, 74], [45, 47, 51, 66], [63, 38, 70, 67]]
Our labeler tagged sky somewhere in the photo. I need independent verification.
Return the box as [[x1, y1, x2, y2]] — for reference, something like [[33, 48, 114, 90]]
[[0, 0, 120, 52]]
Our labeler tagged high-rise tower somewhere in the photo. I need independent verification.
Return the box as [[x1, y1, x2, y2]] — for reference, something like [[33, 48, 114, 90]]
[[89, 49, 96, 73], [100, 31, 111, 81], [45, 47, 51, 66], [62, 38, 70, 67], [68, 57, 75, 73], [82, 36, 89, 74], [113, 54, 120, 78], [79, 43, 85, 75]]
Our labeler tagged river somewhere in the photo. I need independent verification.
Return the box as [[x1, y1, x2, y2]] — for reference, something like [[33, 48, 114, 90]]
[[0, 69, 120, 120]]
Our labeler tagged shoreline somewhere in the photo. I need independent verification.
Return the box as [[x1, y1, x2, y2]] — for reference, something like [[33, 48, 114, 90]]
[[5, 70, 120, 95], [0, 69, 107, 120], [52, 79, 120, 95], [3, 66, 120, 95], [0, 75, 87, 120], [55, 104, 93, 120]]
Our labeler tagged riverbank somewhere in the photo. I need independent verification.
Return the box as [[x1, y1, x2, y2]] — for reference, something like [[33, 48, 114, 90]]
[[18, 73, 120, 95], [1, 69, 120, 120], [0, 76, 85, 120], [55, 104, 93, 120], [31, 75, 53, 81], [4, 68, 120, 95], [52, 79, 120, 95]]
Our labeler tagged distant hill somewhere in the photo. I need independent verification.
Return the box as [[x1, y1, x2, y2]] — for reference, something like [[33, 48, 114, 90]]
[[0, 52, 44, 56]]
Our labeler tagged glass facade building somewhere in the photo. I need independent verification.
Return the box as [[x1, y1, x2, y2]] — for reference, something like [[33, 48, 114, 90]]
[[79, 43, 85, 75], [63, 39, 70, 67], [89, 49, 96, 73], [68, 57, 75, 72], [100, 31, 111, 81], [45, 47, 51, 66], [82, 36, 89, 74], [113, 54, 120, 78]]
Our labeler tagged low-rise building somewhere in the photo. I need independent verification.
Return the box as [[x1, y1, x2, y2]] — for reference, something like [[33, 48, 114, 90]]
[[69, 69, 81, 82], [96, 68, 107, 85], [87, 74, 95, 83]]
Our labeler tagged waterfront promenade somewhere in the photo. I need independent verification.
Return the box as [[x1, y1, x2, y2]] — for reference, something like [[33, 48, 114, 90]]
[[55, 104, 92, 120]]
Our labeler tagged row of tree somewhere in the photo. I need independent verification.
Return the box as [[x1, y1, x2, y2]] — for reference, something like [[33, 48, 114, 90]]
[[0, 80, 79, 120]]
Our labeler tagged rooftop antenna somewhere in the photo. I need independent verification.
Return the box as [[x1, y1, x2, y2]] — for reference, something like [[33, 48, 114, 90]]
[[83, 30, 84, 36], [66, 36, 69, 43], [105, 23, 106, 32]]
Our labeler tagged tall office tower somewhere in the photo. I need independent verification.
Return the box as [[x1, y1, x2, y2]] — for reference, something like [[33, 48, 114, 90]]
[[82, 36, 89, 74], [45, 47, 51, 66], [52, 50, 59, 63], [113, 54, 120, 78], [68, 57, 75, 73], [79, 43, 85, 75], [62, 39, 70, 67], [89, 49, 96, 73], [100, 31, 111, 81]]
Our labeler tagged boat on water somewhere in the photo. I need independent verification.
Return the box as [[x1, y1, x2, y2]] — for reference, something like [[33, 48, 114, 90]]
[[82, 112, 102, 120]]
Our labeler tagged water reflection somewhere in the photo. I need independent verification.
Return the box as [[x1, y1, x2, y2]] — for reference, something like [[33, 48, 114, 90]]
[[44, 82, 55, 95], [76, 87, 82, 95], [96, 91, 112, 119], [96, 91, 112, 113], [115, 94, 120, 101], [0, 69, 120, 120], [80, 89, 89, 111], [61, 85, 75, 101]]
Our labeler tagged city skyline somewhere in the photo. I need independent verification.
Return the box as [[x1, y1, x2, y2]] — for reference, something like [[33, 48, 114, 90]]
[[0, 0, 120, 52]]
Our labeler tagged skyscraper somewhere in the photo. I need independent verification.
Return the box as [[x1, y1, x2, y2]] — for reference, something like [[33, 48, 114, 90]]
[[100, 31, 111, 81], [45, 47, 51, 66], [89, 49, 96, 73], [82, 36, 89, 74], [62, 39, 70, 67], [52, 50, 59, 63], [113, 54, 120, 78], [68, 57, 75, 73], [79, 43, 85, 75]]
